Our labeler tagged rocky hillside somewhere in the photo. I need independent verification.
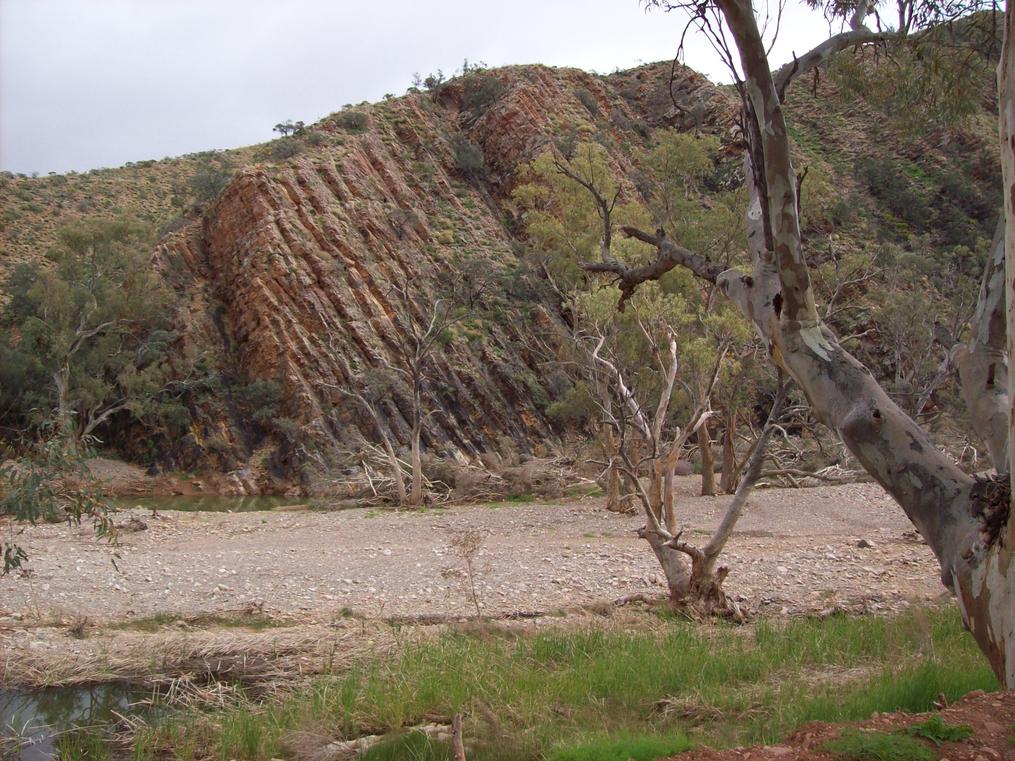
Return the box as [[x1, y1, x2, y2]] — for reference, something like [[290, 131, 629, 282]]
[[0, 44, 1001, 492]]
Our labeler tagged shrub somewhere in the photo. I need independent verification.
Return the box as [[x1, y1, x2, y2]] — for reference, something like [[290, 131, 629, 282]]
[[268, 138, 304, 161], [334, 111, 370, 131], [188, 158, 234, 204], [305, 131, 327, 147], [462, 73, 505, 114], [855, 157, 931, 231], [448, 132, 485, 178], [574, 87, 600, 117]]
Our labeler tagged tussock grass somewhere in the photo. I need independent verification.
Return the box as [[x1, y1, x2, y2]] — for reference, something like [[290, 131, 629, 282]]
[[141, 607, 997, 761], [823, 730, 935, 761]]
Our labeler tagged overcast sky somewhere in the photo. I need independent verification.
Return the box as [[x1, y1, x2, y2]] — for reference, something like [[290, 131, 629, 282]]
[[0, 0, 835, 174]]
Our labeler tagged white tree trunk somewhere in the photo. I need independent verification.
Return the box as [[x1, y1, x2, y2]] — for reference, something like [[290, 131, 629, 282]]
[[582, 0, 1013, 682]]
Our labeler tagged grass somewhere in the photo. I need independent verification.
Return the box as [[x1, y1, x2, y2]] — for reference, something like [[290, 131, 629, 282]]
[[823, 730, 935, 761], [546, 730, 692, 761], [136, 606, 997, 761], [905, 715, 972, 745]]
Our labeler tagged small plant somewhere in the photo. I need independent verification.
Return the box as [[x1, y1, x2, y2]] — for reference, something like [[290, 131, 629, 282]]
[[822, 730, 935, 761], [905, 715, 973, 745], [441, 528, 486, 617]]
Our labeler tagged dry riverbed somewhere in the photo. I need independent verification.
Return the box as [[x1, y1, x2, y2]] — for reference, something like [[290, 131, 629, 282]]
[[0, 479, 948, 687]]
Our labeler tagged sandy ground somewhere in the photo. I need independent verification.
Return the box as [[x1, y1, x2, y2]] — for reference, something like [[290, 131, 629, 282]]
[[0, 478, 946, 627]]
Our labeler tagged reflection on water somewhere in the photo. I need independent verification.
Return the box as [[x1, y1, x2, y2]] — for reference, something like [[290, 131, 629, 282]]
[[111, 494, 304, 513], [0, 684, 152, 760]]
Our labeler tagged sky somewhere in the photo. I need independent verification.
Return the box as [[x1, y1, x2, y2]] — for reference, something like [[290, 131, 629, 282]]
[[0, 0, 836, 174]]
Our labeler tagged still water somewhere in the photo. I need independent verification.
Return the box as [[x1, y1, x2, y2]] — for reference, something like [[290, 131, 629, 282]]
[[0, 684, 154, 760]]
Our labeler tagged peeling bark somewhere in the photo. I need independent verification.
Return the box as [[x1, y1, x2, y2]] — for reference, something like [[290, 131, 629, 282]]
[[953, 221, 1010, 472], [579, 0, 1013, 682]]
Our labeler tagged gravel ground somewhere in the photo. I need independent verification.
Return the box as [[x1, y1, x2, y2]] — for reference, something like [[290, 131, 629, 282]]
[[0, 478, 946, 627]]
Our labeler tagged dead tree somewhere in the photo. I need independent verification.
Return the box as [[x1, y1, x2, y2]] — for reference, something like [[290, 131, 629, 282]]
[[385, 280, 478, 507], [580, 0, 1013, 684]]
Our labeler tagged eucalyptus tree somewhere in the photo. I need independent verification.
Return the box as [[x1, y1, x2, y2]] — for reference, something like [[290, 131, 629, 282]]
[[578, 0, 1012, 683]]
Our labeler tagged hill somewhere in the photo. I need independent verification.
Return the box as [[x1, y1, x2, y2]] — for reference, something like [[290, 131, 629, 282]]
[[0, 49, 1001, 494]]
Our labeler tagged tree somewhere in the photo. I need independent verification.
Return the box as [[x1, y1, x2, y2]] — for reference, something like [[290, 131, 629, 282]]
[[579, 0, 1013, 684], [326, 278, 481, 508], [272, 119, 305, 138], [0, 217, 176, 447]]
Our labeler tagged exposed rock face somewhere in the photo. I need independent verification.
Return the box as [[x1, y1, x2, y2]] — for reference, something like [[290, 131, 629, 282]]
[[4, 54, 998, 491], [148, 63, 723, 489]]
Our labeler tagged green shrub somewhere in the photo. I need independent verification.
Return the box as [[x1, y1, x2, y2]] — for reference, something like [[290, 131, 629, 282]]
[[855, 157, 931, 232], [449, 133, 485, 178], [462, 74, 505, 114], [188, 157, 234, 204], [335, 111, 370, 131], [268, 138, 304, 161], [574, 88, 600, 117]]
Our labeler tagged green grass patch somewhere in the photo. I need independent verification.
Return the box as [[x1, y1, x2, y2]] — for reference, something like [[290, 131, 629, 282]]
[[823, 730, 935, 761], [905, 715, 972, 745], [141, 607, 997, 760], [361, 731, 453, 761], [547, 730, 692, 761]]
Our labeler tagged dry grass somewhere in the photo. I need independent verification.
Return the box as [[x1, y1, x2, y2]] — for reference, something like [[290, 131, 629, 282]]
[[2, 622, 396, 691]]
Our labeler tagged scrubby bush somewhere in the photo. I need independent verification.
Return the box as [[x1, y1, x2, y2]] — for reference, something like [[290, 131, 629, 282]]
[[855, 156, 931, 231], [448, 133, 485, 178], [334, 111, 370, 131], [268, 138, 304, 161], [188, 156, 234, 204], [574, 87, 600, 117], [462, 73, 505, 114]]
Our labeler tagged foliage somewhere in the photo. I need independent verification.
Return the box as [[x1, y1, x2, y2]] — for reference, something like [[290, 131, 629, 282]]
[[855, 157, 932, 231], [272, 120, 305, 138], [0, 217, 179, 443], [905, 715, 973, 745], [448, 133, 485, 178], [462, 73, 506, 114], [335, 111, 370, 131], [268, 138, 304, 161], [822, 730, 935, 761], [829, 19, 997, 133], [1, 435, 115, 574], [183, 153, 235, 206], [574, 88, 600, 117]]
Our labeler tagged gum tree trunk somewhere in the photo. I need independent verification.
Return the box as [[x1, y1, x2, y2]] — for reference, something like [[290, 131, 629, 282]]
[[699, 425, 717, 496], [584, 0, 1013, 683], [719, 409, 738, 493]]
